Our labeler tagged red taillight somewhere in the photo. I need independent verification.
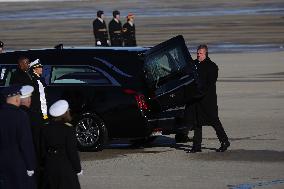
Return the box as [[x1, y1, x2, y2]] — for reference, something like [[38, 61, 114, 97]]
[[135, 94, 149, 110], [123, 88, 149, 110]]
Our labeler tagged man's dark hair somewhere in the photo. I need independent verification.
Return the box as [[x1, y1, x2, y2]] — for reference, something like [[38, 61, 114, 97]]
[[197, 44, 208, 56], [18, 56, 29, 64], [97, 10, 104, 18], [113, 10, 120, 18]]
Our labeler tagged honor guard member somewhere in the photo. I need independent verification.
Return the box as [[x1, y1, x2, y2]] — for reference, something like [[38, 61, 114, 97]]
[[123, 13, 137, 46], [41, 100, 82, 189], [29, 59, 48, 121], [185, 45, 230, 153], [0, 85, 36, 189], [10, 56, 33, 86], [108, 10, 123, 46], [20, 85, 43, 187], [93, 10, 109, 46], [0, 41, 4, 53]]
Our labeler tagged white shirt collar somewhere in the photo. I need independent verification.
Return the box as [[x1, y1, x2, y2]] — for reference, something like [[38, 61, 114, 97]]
[[98, 17, 104, 23], [114, 18, 119, 23], [128, 21, 133, 26]]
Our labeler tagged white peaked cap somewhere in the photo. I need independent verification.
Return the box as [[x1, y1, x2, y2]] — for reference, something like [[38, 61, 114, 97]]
[[29, 59, 42, 68], [49, 100, 69, 117], [20, 85, 34, 99]]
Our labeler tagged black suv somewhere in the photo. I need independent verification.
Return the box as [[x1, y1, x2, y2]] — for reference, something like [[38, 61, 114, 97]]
[[0, 35, 196, 151]]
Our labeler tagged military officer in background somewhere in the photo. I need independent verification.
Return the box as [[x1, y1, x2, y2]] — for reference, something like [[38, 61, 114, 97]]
[[123, 13, 137, 46], [0, 85, 36, 189], [10, 56, 33, 86], [108, 10, 123, 46], [93, 10, 109, 46], [41, 100, 82, 189], [29, 59, 48, 122], [0, 41, 4, 53]]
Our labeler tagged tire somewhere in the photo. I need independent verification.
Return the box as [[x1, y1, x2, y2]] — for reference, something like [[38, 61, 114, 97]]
[[75, 113, 108, 151]]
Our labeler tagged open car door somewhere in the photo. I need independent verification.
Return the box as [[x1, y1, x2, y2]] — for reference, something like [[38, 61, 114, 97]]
[[144, 35, 196, 111]]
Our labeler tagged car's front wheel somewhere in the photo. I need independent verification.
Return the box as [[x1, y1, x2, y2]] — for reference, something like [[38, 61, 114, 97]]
[[75, 113, 108, 151]]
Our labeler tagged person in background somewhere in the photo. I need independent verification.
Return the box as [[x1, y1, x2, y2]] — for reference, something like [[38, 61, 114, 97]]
[[0, 41, 4, 53], [41, 100, 82, 189], [123, 13, 137, 46], [109, 10, 123, 46], [185, 44, 230, 153], [93, 10, 109, 46], [10, 56, 33, 86], [29, 59, 48, 122], [0, 85, 36, 189]]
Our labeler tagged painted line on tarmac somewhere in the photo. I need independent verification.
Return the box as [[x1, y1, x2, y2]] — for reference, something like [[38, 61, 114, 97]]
[[230, 179, 284, 189]]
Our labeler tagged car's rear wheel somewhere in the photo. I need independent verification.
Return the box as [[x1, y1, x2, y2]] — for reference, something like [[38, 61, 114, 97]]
[[75, 113, 108, 151]]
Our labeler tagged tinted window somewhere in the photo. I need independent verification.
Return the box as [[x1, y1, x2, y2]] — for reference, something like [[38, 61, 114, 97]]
[[0, 65, 16, 86], [144, 45, 187, 84], [51, 66, 112, 85]]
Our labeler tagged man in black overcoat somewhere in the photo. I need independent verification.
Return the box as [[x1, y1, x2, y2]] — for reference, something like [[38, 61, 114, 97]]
[[185, 45, 230, 153], [0, 86, 36, 189], [108, 10, 123, 46], [123, 13, 137, 46], [93, 10, 109, 46], [10, 56, 33, 86]]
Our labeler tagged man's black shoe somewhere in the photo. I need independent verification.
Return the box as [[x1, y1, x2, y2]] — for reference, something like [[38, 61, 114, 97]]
[[187, 147, 202, 153], [216, 141, 230, 152]]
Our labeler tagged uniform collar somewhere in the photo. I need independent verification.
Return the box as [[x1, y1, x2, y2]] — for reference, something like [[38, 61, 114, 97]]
[[128, 21, 134, 26], [114, 18, 119, 23], [98, 17, 104, 23]]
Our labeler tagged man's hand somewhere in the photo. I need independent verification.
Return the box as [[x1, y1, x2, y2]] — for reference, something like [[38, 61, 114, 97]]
[[27, 170, 34, 177], [77, 170, 83, 176]]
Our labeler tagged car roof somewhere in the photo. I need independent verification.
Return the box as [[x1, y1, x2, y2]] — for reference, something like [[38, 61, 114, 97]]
[[3, 46, 150, 54]]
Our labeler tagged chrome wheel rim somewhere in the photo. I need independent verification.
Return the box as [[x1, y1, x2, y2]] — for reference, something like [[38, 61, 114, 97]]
[[76, 117, 100, 147]]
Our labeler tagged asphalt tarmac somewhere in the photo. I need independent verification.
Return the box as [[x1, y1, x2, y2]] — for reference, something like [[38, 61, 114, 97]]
[[78, 51, 284, 189]]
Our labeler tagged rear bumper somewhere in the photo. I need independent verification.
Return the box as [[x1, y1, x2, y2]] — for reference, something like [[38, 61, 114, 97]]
[[147, 106, 185, 135]]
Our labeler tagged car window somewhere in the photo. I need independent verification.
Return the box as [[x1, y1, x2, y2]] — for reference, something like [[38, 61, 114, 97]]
[[50, 66, 112, 85], [144, 45, 187, 85], [0, 65, 16, 86]]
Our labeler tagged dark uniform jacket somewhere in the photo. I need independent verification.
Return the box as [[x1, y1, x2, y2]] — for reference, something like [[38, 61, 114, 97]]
[[0, 103, 36, 189], [184, 57, 219, 127], [41, 121, 81, 189], [93, 18, 109, 46], [123, 22, 137, 46], [109, 19, 123, 46], [20, 105, 42, 162], [10, 68, 33, 86], [30, 72, 48, 120], [20, 105, 42, 187]]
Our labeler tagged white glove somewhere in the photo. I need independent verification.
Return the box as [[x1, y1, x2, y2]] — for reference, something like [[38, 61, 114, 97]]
[[27, 170, 34, 177], [107, 40, 110, 45], [77, 170, 83, 176], [96, 41, 102, 46]]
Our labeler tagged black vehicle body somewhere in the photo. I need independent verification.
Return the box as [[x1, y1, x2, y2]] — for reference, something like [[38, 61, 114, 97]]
[[0, 35, 197, 151]]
